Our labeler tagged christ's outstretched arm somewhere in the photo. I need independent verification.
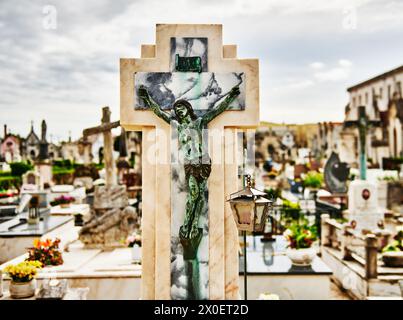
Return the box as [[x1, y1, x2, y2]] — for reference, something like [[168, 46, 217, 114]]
[[202, 86, 241, 124], [138, 85, 171, 124]]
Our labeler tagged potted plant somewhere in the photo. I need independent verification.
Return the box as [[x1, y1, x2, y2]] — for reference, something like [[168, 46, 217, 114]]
[[3, 260, 42, 298], [381, 230, 403, 267], [126, 233, 142, 264], [284, 221, 318, 266], [50, 195, 75, 208], [302, 171, 323, 190], [26, 238, 64, 267]]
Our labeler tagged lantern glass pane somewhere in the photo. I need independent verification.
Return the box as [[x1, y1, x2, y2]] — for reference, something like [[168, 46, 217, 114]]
[[236, 203, 253, 224], [255, 203, 265, 225]]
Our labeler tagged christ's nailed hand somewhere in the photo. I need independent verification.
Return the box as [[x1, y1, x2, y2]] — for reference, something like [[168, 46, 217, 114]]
[[138, 85, 149, 100], [229, 86, 240, 99]]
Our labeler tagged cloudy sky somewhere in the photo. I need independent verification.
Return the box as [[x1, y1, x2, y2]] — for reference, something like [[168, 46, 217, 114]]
[[0, 0, 402, 142]]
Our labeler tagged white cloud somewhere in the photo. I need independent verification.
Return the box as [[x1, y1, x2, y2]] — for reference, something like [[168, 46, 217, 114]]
[[312, 59, 353, 82], [314, 68, 351, 82], [339, 59, 353, 67], [273, 80, 314, 92], [0, 0, 402, 138], [309, 62, 325, 69]]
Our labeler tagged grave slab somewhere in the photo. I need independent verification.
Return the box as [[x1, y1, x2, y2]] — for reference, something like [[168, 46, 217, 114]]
[[239, 236, 332, 300], [0, 214, 74, 263]]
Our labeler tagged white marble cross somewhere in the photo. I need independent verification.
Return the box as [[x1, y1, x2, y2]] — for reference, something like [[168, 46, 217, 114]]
[[120, 24, 260, 300]]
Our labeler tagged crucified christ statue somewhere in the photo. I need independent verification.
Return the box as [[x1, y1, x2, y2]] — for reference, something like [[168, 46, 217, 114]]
[[138, 84, 240, 259]]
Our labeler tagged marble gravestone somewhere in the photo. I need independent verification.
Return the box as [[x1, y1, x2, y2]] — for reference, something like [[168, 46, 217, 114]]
[[345, 180, 384, 231], [120, 24, 260, 300]]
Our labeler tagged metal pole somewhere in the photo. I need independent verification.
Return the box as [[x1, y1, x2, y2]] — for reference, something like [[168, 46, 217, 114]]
[[243, 230, 247, 300]]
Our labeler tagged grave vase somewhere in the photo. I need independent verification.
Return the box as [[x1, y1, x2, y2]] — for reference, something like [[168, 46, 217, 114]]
[[9, 279, 36, 299], [286, 247, 316, 266]]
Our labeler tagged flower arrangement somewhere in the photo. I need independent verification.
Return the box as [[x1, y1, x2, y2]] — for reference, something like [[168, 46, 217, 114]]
[[284, 221, 318, 249], [26, 238, 64, 266], [126, 233, 142, 247], [301, 171, 323, 189], [3, 260, 42, 283], [50, 195, 75, 207]]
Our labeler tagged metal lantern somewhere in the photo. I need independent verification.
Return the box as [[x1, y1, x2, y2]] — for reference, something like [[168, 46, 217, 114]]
[[227, 174, 272, 300], [228, 175, 272, 232]]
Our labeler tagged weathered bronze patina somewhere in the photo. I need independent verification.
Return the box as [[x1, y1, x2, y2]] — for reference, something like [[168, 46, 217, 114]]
[[175, 53, 202, 73], [138, 84, 240, 259]]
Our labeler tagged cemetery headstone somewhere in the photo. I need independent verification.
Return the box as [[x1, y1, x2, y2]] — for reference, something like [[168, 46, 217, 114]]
[[21, 170, 42, 192], [120, 24, 260, 299], [343, 106, 384, 231]]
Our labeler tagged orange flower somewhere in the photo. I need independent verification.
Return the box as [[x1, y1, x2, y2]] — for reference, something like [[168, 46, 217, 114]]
[[43, 239, 51, 247], [33, 239, 41, 249]]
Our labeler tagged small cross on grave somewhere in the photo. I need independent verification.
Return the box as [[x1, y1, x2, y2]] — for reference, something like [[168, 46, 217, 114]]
[[78, 107, 137, 248], [83, 107, 120, 186], [344, 106, 380, 180]]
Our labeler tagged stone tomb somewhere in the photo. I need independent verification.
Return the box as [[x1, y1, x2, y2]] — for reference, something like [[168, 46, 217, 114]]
[[120, 24, 260, 299]]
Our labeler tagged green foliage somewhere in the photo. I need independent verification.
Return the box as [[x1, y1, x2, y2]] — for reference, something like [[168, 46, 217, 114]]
[[0, 171, 12, 177], [0, 176, 21, 190], [10, 162, 33, 177], [282, 199, 300, 209], [382, 230, 403, 252], [284, 220, 318, 249], [53, 159, 73, 168], [52, 159, 74, 174], [377, 175, 398, 182], [302, 171, 323, 189], [280, 199, 303, 227], [265, 188, 281, 201], [382, 241, 402, 252], [52, 167, 74, 175]]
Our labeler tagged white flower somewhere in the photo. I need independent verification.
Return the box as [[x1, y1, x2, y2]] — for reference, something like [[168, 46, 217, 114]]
[[283, 229, 292, 237]]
